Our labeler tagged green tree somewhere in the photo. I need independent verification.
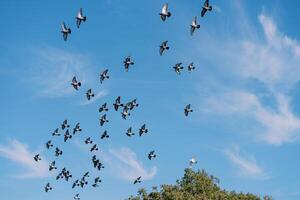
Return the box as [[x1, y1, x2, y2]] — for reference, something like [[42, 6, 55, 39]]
[[127, 168, 273, 200]]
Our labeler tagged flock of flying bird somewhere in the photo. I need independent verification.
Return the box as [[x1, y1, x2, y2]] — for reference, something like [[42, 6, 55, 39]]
[[35, 1, 213, 199]]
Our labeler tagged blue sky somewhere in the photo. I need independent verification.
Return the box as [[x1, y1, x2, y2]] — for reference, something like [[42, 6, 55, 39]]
[[1, 0, 300, 199]]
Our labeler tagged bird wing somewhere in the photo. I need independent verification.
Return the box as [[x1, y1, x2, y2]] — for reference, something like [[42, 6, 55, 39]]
[[204, 0, 209, 7], [77, 18, 82, 28], [63, 32, 68, 41], [201, 7, 207, 17], [162, 3, 168, 13]]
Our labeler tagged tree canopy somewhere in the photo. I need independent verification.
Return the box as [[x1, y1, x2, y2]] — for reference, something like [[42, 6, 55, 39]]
[[127, 168, 272, 200]]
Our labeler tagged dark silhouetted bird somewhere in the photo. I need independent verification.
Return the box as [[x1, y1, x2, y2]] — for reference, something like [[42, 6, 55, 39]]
[[189, 156, 197, 167], [44, 182, 52, 192], [61, 120, 70, 130], [123, 56, 134, 72], [100, 69, 109, 84], [85, 137, 93, 144], [55, 147, 63, 157], [133, 176, 142, 184], [173, 63, 184, 75], [49, 161, 57, 171], [34, 154, 41, 162], [74, 193, 80, 200], [90, 144, 99, 152], [148, 151, 157, 160], [159, 40, 170, 56], [121, 107, 131, 120], [126, 127, 135, 137], [184, 104, 193, 116], [190, 16, 200, 35], [86, 89, 95, 100], [160, 3, 171, 21], [100, 130, 109, 139], [99, 114, 109, 126], [139, 124, 148, 136], [73, 123, 82, 134], [128, 99, 139, 110], [76, 8, 86, 28], [52, 128, 60, 136], [61, 22, 71, 41], [46, 140, 53, 149], [72, 179, 80, 188], [201, 0, 212, 17], [99, 103, 108, 113], [71, 76, 81, 90], [187, 62, 195, 71], [92, 177, 102, 187], [64, 129, 72, 142], [113, 96, 124, 111]]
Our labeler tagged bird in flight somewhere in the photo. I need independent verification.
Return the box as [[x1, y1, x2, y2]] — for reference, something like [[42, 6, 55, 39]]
[[73, 123, 82, 135], [190, 16, 200, 35], [99, 114, 109, 126], [90, 144, 99, 152], [187, 62, 195, 71], [184, 104, 193, 116], [173, 63, 184, 75], [74, 193, 80, 200], [189, 156, 198, 167], [52, 128, 60, 136], [76, 8, 87, 28], [34, 154, 41, 162], [100, 69, 109, 84], [61, 22, 71, 41], [49, 161, 57, 171], [148, 151, 157, 160], [46, 140, 53, 149], [201, 0, 212, 17], [126, 127, 135, 137], [101, 130, 110, 139], [86, 89, 95, 100], [123, 56, 134, 72], [99, 103, 109, 113], [160, 3, 171, 21], [44, 183, 52, 192], [71, 76, 81, 90], [133, 176, 142, 184], [113, 96, 124, 111], [121, 107, 131, 120], [159, 40, 170, 56], [61, 120, 70, 130], [139, 124, 148, 136], [64, 129, 72, 142], [55, 147, 63, 157], [85, 137, 93, 144], [92, 177, 102, 187]]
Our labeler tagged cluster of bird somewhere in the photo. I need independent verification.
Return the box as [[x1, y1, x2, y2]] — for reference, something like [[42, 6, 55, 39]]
[[35, 0, 212, 199]]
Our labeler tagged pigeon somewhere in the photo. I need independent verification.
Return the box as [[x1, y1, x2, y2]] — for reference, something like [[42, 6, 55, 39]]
[[159, 3, 171, 21], [190, 16, 200, 35], [49, 161, 57, 171], [83, 172, 90, 178], [139, 124, 148, 136], [201, 0, 212, 17], [173, 63, 184, 75], [126, 127, 135, 137], [159, 40, 170, 56], [121, 107, 131, 120], [34, 154, 41, 162], [92, 177, 102, 187], [56, 171, 64, 180], [85, 137, 93, 144], [86, 89, 95, 100], [46, 140, 53, 149], [64, 129, 72, 142], [148, 151, 157, 160], [100, 130, 109, 139], [92, 156, 104, 170], [128, 99, 139, 110], [61, 120, 70, 130], [55, 147, 63, 157], [187, 62, 195, 71], [96, 162, 104, 171], [44, 183, 52, 192], [76, 8, 87, 28], [184, 104, 193, 116], [79, 176, 88, 188], [113, 96, 124, 111], [133, 176, 142, 184], [100, 69, 109, 84], [189, 157, 197, 167], [99, 103, 109, 113], [71, 76, 81, 90], [62, 168, 72, 181], [52, 128, 60, 136], [99, 114, 109, 126], [90, 144, 99, 152], [72, 179, 80, 189], [73, 123, 82, 134], [123, 56, 134, 72], [74, 193, 80, 200], [61, 22, 71, 41]]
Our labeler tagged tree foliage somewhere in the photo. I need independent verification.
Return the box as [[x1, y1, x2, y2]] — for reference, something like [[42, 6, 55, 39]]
[[127, 168, 272, 200]]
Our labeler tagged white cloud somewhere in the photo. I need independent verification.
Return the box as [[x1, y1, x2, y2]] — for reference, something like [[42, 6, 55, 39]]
[[28, 47, 95, 98], [225, 145, 268, 179], [104, 147, 157, 181], [0, 140, 50, 179], [80, 90, 108, 106]]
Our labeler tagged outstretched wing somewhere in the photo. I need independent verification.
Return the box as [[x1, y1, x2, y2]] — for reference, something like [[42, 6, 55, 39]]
[[162, 3, 168, 14], [201, 8, 207, 17]]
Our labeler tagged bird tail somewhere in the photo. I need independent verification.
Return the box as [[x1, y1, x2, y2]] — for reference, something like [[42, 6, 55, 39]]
[[168, 12, 171, 17], [78, 82, 81, 86], [68, 29, 71, 34], [197, 25, 200, 29], [166, 47, 170, 50], [83, 16, 87, 21], [209, 6, 212, 11]]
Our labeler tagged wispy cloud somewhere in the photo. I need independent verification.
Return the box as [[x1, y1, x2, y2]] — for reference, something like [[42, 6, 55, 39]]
[[28, 47, 95, 98], [0, 139, 50, 179], [224, 145, 269, 180], [79, 90, 108, 106], [103, 147, 157, 181]]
